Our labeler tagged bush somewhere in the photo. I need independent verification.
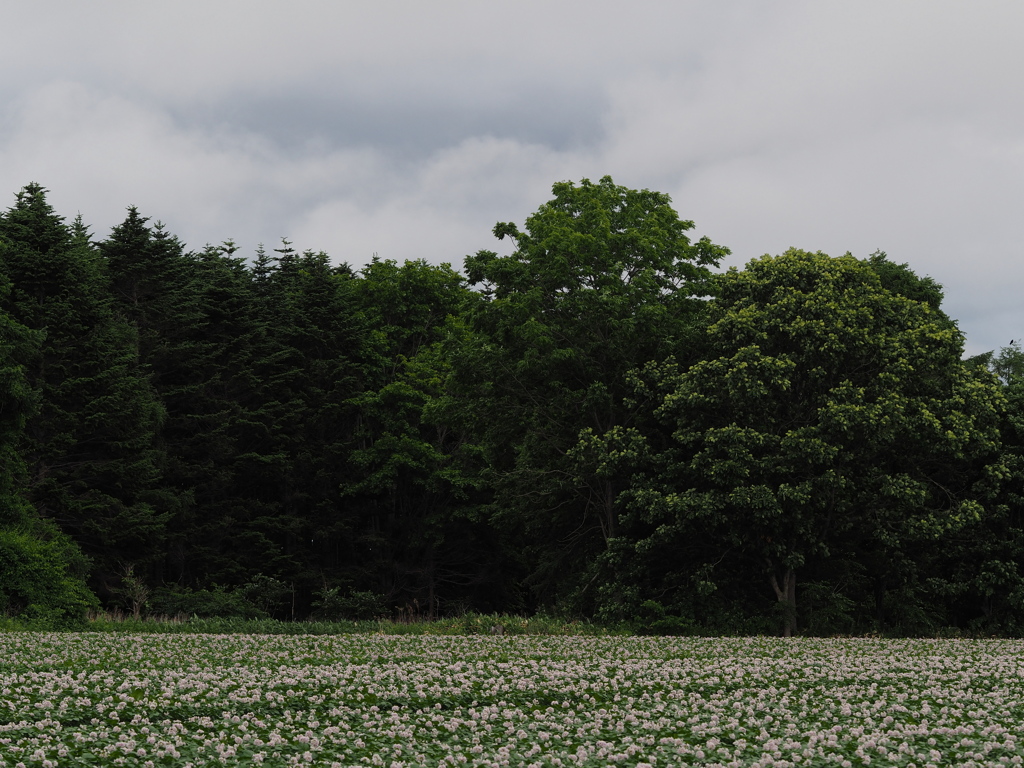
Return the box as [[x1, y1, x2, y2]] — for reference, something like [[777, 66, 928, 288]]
[[238, 574, 291, 617], [0, 524, 98, 629], [311, 587, 389, 621], [632, 600, 698, 636], [147, 583, 267, 619]]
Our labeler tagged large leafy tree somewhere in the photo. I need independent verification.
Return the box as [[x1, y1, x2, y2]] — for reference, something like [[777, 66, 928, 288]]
[[449, 176, 727, 610], [616, 250, 1003, 634], [937, 341, 1024, 633]]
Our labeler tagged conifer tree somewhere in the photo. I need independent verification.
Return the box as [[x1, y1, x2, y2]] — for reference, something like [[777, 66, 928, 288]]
[[250, 248, 371, 598], [164, 243, 274, 587], [0, 271, 40, 527], [345, 258, 502, 614], [0, 271, 96, 626], [0, 184, 168, 590], [98, 209, 212, 585]]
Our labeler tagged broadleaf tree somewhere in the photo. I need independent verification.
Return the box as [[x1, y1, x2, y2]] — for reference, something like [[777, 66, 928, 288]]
[[449, 176, 728, 610], [612, 249, 1004, 635]]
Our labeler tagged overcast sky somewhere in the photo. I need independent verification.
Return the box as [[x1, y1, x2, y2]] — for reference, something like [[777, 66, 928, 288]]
[[3, 1, 1022, 354]]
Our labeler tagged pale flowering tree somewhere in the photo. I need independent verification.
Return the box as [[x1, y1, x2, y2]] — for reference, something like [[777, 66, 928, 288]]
[[613, 250, 1004, 635]]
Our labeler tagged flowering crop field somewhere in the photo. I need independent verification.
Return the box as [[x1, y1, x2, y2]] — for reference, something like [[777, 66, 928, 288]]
[[1, 634, 1023, 767]]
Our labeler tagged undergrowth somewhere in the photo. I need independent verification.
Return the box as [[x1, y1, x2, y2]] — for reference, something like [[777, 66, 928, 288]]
[[33, 611, 630, 636]]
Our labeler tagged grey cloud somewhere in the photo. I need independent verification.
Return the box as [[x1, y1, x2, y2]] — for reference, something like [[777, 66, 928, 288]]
[[2, 1, 1024, 355], [173, 82, 607, 162]]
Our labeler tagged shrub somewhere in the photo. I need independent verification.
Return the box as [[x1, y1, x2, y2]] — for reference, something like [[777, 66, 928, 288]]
[[311, 587, 388, 621], [632, 600, 698, 636], [0, 524, 98, 629], [238, 574, 291, 617], [147, 583, 267, 619]]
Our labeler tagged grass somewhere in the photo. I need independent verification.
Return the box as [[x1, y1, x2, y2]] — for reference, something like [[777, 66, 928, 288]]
[[73, 610, 629, 637]]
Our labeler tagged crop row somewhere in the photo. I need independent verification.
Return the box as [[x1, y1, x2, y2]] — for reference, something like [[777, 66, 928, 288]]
[[1, 634, 1023, 766]]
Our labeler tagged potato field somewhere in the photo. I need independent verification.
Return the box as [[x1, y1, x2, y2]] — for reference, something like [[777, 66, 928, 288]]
[[1, 633, 1022, 767]]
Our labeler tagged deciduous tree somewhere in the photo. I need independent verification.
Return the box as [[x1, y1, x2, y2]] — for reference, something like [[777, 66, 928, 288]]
[[450, 177, 727, 609], [615, 250, 1003, 635]]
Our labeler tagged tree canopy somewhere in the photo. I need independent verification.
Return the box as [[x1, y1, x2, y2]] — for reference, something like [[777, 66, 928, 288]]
[[601, 250, 1003, 634], [0, 181, 1018, 635]]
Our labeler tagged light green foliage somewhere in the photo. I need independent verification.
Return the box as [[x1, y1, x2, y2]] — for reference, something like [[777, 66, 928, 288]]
[[613, 250, 1004, 633], [0, 524, 97, 628], [453, 177, 727, 609]]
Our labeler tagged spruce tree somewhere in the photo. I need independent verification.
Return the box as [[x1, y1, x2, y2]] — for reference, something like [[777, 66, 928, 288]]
[[0, 184, 168, 593], [164, 244, 273, 587], [345, 258, 503, 614], [98, 209, 210, 586], [251, 248, 371, 602], [0, 273, 96, 626]]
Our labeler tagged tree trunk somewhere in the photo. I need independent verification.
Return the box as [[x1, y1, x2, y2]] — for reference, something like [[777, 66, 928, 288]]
[[603, 479, 616, 541], [770, 565, 798, 637]]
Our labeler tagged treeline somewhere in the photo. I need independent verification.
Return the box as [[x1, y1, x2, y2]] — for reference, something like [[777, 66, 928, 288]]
[[1, 178, 1022, 635]]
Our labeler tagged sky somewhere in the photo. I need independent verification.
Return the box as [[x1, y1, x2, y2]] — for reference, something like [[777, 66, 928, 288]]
[[2, 1, 1022, 355]]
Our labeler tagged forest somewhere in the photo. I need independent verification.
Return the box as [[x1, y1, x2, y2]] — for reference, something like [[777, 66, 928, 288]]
[[1, 177, 1022, 636]]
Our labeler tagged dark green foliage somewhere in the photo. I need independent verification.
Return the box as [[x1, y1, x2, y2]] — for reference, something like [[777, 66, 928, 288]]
[[98, 211, 206, 586], [244, 245, 372, 600], [0, 184, 168, 592], [237, 573, 292, 617], [864, 250, 947, 315], [2, 180, 1023, 637], [158, 243, 282, 587], [939, 341, 1024, 634], [0, 268, 97, 627], [147, 583, 268, 619], [343, 258, 507, 616], [311, 586, 389, 621], [0, 271, 39, 526]]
